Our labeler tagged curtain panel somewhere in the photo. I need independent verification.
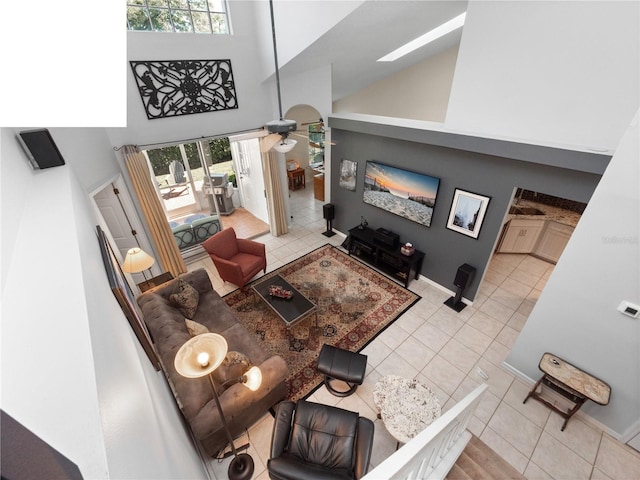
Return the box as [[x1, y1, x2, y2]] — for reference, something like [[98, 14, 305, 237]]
[[123, 145, 187, 278], [261, 144, 288, 237]]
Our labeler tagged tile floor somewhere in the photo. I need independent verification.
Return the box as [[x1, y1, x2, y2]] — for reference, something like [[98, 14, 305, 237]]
[[186, 187, 640, 480]]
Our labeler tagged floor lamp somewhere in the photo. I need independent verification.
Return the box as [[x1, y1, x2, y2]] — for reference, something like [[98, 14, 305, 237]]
[[122, 247, 155, 282], [174, 333, 260, 480]]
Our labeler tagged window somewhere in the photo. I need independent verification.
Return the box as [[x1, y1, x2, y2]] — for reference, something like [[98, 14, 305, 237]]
[[127, 0, 230, 34]]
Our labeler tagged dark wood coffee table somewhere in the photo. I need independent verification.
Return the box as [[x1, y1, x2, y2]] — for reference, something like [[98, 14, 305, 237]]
[[252, 274, 317, 330]]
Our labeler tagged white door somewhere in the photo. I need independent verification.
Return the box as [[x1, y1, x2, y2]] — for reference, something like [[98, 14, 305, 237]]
[[93, 177, 155, 283], [230, 138, 269, 223]]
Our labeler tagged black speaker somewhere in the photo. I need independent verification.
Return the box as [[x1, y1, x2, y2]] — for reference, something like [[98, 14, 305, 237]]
[[323, 203, 335, 221], [454, 263, 476, 289], [17, 129, 66, 170], [445, 263, 476, 312], [322, 203, 336, 237]]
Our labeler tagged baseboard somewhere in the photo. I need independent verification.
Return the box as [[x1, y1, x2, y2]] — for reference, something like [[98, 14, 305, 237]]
[[417, 273, 473, 307], [619, 418, 640, 444], [501, 361, 622, 440]]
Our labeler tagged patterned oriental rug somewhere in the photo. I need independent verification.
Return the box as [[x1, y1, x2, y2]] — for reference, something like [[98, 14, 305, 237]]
[[223, 245, 421, 402]]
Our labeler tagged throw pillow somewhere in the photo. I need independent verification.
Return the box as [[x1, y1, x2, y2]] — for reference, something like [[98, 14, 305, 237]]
[[184, 319, 209, 336], [169, 278, 199, 319], [212, 351, 252, 388]]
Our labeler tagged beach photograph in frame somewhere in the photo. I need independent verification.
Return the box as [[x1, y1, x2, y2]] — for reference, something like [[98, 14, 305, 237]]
[[446, 189, 491, 239], [363, 161, 440, 227], [339, 159, 357, 191]]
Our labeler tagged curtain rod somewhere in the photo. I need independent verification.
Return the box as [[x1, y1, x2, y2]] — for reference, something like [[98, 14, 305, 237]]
[[113, 126, 266, 151]]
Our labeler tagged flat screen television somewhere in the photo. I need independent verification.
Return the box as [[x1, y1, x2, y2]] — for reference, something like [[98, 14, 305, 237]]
[[363, 161, 440, 227]]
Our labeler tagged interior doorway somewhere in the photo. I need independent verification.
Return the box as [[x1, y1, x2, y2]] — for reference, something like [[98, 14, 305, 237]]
[[92, 176, 157, 285], [474, 187, 586, 339], [229, 135, 269, 224]]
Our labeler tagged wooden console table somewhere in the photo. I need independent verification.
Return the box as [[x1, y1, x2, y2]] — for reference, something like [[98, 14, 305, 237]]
[[347, 226, 424, 288], [523, 352, 610, 431]]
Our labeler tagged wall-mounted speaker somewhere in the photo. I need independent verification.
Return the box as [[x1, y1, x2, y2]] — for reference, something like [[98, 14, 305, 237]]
[[322, 203, 336, 237], [445, 263, 476, 312], [17, 129, 65, 170]]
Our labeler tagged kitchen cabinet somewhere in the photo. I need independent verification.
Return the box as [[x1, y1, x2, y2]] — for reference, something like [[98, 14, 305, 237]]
[[533, 221, 574, 263], [497, 219, 545, 253]]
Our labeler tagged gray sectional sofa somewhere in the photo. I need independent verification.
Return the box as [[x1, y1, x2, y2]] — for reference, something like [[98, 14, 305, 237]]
[[137, 268, 288, 457]]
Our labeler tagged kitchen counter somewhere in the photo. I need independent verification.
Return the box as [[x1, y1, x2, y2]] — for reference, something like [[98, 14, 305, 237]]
[[507, 199, 581, 227]]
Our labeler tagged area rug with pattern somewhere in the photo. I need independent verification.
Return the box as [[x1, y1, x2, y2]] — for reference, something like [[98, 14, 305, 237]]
[[223, 244, 421, 402]]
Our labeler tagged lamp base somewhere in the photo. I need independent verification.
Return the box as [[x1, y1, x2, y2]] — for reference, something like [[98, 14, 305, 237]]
[[228, 453, 254, 480], [221, 442, 249, 458]]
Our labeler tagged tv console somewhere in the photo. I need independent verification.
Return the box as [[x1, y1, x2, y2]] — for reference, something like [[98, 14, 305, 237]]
[[347, 226, 425, 288]]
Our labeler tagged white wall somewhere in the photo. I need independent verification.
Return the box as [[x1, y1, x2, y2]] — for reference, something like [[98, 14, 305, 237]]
[[333, 46, 459, 122], [506, 111, 639, 436], [1, 128, 207, 478], [446, 0, 639, 151], [1, 130, 109, 478], [260, 0, 365, 70], [106, 1, 273, 149]]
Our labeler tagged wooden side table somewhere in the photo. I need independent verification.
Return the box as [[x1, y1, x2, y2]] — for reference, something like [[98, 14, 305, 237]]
[[287, 168, 305, 190], [523, 352, 611, 431], [138, 272, 174, 293]]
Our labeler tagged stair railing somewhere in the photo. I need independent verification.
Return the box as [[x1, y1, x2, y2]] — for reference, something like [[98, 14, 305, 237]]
[[362, 383, 488, 480]]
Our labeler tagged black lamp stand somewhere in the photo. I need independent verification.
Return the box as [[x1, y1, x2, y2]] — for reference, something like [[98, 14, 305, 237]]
[[207, 375, 254, 480]]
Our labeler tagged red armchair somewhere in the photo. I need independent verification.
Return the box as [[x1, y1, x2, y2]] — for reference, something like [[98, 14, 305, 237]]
[[202, 227, 267, 287]]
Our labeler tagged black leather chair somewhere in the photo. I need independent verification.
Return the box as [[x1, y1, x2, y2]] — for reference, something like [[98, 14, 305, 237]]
[[267, 401, 374, 480]]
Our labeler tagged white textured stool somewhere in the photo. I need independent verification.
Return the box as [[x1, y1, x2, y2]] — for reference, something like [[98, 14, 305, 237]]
[[373, 375, 441, 447]]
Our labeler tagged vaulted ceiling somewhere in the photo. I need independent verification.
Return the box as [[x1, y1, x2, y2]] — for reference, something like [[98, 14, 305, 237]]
[[278, 0, 468, 101]]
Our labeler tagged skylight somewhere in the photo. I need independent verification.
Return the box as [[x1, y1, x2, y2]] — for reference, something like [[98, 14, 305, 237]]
[[377, 12, 466, 62]]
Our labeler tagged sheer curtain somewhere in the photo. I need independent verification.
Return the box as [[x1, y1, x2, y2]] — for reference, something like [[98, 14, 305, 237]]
[[261, 142, 288, 236], [123, 145, 187, 277]]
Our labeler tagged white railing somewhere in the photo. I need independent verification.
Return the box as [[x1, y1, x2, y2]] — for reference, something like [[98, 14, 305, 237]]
[[362, 384, 488, 480]]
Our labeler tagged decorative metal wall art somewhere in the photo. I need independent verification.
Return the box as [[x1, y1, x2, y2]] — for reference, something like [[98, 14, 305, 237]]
[[130, 59, 238, 120]]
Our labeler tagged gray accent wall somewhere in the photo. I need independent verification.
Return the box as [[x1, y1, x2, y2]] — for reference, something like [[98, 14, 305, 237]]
[[327, 115, 609, 299]]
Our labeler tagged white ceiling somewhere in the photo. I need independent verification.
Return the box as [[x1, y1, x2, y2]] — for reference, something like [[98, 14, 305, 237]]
[[278, 0, 468, 101]]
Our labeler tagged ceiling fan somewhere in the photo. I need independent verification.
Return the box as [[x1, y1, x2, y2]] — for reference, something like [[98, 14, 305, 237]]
[[262, 0, 298, 153]]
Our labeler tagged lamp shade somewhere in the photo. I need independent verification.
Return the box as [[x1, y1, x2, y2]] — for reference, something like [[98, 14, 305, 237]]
[[243, 366, 262, 391], [122, 247, 155, 274], [272, 138, 297, 153], [174, 333, 228, 378]]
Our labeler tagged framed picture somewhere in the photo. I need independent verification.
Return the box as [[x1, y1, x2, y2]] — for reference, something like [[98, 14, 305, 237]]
[[363, 161, 440, 227], [339, 159, 357, 191], [96, 225, 160, 370], [446, 189, 491, 239]]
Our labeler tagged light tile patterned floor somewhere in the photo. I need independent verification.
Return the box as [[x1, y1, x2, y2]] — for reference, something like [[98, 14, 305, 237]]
[[187, 187, 640, 480]]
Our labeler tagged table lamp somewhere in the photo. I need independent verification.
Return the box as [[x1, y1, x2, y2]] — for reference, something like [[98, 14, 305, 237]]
[[174, 333, 258, 480], [122, 247, 155, 281]]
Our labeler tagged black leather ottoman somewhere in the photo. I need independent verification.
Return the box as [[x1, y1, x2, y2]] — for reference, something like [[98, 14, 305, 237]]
[[316, 344, 367, 397]]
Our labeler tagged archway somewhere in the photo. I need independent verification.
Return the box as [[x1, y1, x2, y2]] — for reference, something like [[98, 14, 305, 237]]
[[284, 105, 326, 205]]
